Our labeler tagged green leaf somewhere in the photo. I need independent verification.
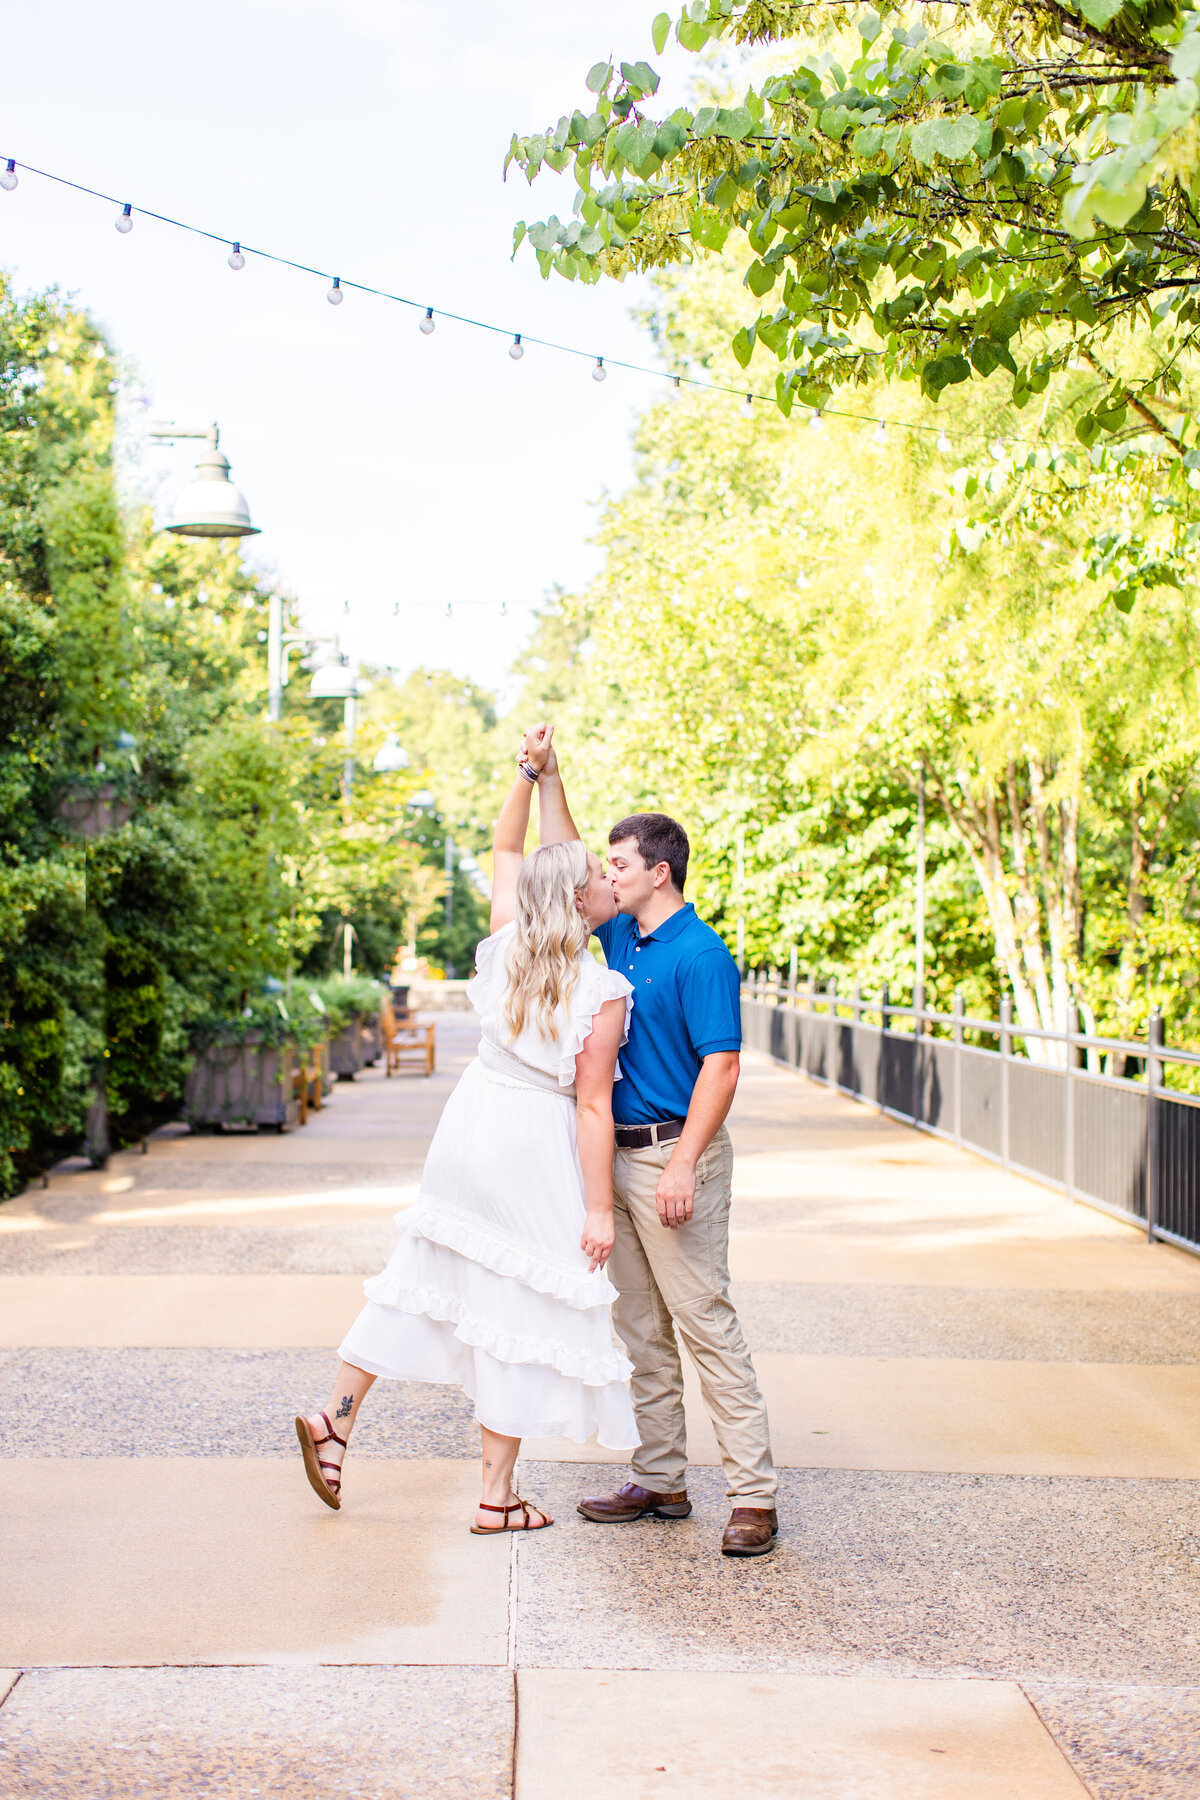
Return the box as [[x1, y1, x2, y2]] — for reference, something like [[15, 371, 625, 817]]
[[909, 116, 982, 164], [732, 325, 756, 368], [677, 17, 708, 50], [626, 60, 660, 94], [511, 221, 527, 260], [1076, 0, 1123, 25], [586, 61, 613, 94], [1075, 413, 1102, 448], [923, 354, 970, 393], [746, 259, 776, 297], [716, 106, 755, 142], [652, 11, 671, 54]]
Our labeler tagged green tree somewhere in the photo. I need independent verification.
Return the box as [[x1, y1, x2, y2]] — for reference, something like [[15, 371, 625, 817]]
[[510, 1, 1200, 454]]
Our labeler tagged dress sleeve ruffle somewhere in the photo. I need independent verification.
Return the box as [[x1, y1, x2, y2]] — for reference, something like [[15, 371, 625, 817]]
[[556, 960, 634, 1088], [467, 922, 514, 1017]]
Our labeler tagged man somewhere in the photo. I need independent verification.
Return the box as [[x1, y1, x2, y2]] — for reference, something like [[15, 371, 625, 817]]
[[530, 735, 778, 1557]]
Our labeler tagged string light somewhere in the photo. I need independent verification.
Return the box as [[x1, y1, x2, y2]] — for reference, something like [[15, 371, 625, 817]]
[[500, 600, 508, 617], [809, 411, 824, 431], [444, 602, 452, 617], [0, 152, 1031, 451], [392, 601, 400, 616], [740, 394, 753, 418], [873, 422, 887, 443]]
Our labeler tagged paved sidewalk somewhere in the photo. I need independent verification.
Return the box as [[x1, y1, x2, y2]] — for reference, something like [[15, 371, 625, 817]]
[[2, 1017, 1198, 1797]]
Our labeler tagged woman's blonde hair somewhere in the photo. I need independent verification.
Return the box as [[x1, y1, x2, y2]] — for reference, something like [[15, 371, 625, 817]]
[[502, 840, 592, 1041]]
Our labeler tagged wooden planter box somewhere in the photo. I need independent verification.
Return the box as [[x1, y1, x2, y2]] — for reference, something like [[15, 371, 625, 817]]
[[330, 1015, 381, 1080], [184, 1033, 301, 1130]]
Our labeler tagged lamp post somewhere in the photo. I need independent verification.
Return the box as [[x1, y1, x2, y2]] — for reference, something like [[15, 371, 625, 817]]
[[308, 659, 371, 800], [149, 423, 290, 718]]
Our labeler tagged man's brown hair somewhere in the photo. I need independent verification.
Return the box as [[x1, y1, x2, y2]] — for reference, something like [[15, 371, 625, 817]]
[[608, 813, 690, 894]]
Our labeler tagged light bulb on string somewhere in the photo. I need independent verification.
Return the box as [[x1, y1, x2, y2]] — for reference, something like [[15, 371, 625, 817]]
[[327, 277, 344, 305], [670, 376, 682, 400], [936, 433, 952, 454], [115, 203, 133, 234], [873, 422, 887, 444], [509, 334, 524, 360], [1, 160, 16, 193], [420, 307, 435, 335], [228, 242, 245, 270], [592, 357, 607, 382], [739, 394, 753, 418], [809, 410, 824, 431], [444, 602, 453, 617], [392, 601, 400, 617], [500, 601, 508, 617]]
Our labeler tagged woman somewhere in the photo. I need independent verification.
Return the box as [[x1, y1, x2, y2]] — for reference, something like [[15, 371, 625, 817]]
[[295, 723, 637, 1533]]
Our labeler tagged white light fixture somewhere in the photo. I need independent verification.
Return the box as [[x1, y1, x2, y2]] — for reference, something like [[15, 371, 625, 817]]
[[509, 334, 524, 360], [163, 426, 260, 539], [327, 277, 344, 305], [809, 411, 824, 430], [309, 662, 360, 700], [420, 308, 435, 335], [1, 160, 16, 192], [592, 357, 607, 382], [740, 394, 753, 418], [116, 203, 133, 233], [373, 732, 411, 773], [228, 242, 245, 270], [937, 432, 952, 453]]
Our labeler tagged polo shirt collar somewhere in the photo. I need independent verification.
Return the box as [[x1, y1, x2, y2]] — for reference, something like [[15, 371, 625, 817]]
[[635, 902, 695, 945]]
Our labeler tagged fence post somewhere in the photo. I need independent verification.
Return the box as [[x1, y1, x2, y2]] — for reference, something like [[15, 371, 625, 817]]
[[879, 982, 890, 1113], [1147, 1010, 1163, 1243], [1000, 995, 1012, 1170], [1065, 1000, 1078, 1202], [953, 988, 964, 1149], [827, 975, 838, 1091], [788, 945, 798, 1003], [912, 977, 925, 1124]]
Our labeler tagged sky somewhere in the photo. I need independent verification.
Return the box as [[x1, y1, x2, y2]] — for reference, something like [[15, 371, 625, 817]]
[[0, 0, 697, 697]]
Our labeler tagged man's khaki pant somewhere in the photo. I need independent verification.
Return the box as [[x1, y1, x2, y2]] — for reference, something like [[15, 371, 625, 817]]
[[610, 1125, 777, 1503]]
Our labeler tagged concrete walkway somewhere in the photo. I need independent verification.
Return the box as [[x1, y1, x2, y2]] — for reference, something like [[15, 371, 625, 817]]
[[2, 1018, 1199, 1797]]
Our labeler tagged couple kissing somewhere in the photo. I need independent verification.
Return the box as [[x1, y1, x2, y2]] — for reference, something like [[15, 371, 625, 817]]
[[296, 722, 777, 1558]]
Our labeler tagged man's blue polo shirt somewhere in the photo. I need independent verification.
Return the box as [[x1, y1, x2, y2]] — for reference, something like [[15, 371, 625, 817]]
[[594, 903, 741, 1126]]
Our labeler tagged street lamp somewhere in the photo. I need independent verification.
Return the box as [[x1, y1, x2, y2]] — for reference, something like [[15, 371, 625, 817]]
[[373, 732, 411, 774], [309, 659, 371, 798], [149, 423, 260, 538]]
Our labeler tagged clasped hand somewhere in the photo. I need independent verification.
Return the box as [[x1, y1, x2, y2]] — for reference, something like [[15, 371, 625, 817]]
[[581, 1207, 615, 1272]]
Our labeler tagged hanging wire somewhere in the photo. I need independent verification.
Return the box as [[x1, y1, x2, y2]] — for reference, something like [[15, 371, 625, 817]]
[[0, 150, 1013, 446]]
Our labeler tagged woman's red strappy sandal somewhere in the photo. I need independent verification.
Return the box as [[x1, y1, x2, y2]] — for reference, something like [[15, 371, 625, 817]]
[[295, 1412, 347, 1511], [469, 1498, 553, 1535]]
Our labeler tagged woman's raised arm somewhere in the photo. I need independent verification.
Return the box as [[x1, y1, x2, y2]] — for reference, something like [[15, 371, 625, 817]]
[[489, 723, 553, 933]]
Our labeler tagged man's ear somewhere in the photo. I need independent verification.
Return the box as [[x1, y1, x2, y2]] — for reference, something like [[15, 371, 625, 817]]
[[652, 861, 672, 890]]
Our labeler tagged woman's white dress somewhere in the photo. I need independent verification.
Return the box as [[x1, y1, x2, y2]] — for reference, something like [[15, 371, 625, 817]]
[[338, 924, 639, 1448]]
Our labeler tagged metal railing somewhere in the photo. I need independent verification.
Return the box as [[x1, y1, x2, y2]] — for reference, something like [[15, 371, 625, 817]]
[[740, 971, 1200, 1258]]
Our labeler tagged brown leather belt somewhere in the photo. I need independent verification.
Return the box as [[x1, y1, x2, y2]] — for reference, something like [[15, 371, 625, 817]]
[[614, 1117, 686, 1150]]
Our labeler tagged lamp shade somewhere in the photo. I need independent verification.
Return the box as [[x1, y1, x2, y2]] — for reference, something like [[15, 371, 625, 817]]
[[166, 443, 259, 538], [309, 663, 360, 700], [373, 732, 411, 773]]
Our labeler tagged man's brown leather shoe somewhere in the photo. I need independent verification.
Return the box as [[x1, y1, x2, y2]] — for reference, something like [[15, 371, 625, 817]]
[[721, 1506, 779, 1557], [577, 1481, 692, 1523]]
